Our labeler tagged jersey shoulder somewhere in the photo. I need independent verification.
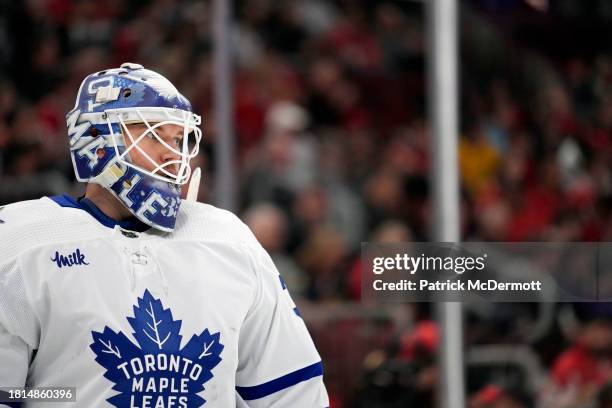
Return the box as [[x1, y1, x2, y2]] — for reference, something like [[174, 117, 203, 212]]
[[172, 201, 260, 247], [0, 197, 105, 260]]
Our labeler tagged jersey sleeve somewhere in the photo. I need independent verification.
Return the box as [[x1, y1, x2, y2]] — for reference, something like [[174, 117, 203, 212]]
[[235, 243, 329, 407], [0, 259, 38, 391]]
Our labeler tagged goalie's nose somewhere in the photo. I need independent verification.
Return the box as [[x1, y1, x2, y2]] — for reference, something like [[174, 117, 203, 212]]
[[161, 150, 181, 176], [162, 148, 181, 163]]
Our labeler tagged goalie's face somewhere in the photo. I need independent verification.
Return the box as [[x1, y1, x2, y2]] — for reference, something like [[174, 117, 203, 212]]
[[111, 109, 201, 186], [123, 123, 185, 176]]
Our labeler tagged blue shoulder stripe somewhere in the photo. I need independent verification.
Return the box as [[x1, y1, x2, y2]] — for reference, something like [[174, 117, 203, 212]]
[[236, 361, 324, 400]]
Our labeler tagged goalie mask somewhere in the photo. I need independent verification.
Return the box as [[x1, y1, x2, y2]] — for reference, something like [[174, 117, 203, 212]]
[[66, 63, 202, 232]]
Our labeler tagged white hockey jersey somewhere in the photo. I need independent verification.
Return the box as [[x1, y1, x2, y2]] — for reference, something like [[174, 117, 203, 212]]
[[0, 195, 329, 407]]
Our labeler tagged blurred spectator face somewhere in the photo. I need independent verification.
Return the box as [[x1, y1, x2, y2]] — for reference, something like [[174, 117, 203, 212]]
[[318, 135, 348, 178], [376, 3, 405, 33], [262, 101, 309, 171], [13, 107, 45, 141], [308, 58, 341, 93], [298, 225, 347, 276], [264, 131, 293, 170], [346, 129, 376, 177], [32, 37, 60, 70], [540, 84, 572, 119], [295, 186, 327, 225], [382, 134, 423, 176], [364, 170, 404, 214], [501, 133, 530, 187], [580, 320, 612, 356], [371, 220, 413, 243], [243, 203, 288, 253], [477, 199, 511, 240], [328, 79, 359, 114]]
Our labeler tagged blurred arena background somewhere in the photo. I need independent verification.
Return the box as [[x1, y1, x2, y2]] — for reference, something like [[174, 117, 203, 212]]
[[1, 0, 612, 407]]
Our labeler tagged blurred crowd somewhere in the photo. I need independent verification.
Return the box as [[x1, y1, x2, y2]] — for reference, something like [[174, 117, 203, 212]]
[[1, 0, 611, 406]]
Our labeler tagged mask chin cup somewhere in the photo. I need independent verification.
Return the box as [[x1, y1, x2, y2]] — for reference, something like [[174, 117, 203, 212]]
[[94, 162, 182, 232]]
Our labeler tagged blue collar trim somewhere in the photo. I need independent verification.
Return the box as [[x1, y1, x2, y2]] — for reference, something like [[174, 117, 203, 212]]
[[50, 194, 150, 232]]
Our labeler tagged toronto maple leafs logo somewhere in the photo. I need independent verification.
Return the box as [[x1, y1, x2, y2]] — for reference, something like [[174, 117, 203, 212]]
[[90, 290, 224, 407]]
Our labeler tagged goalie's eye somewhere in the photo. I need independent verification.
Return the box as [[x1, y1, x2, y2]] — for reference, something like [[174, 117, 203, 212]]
[[156, 130, 183, 150]]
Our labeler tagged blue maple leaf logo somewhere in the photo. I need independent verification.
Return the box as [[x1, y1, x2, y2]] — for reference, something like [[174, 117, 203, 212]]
[[90, 290, 224, 407]]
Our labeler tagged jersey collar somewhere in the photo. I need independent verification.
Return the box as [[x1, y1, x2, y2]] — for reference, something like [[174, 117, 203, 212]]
[[50, 194, 150, 232]]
